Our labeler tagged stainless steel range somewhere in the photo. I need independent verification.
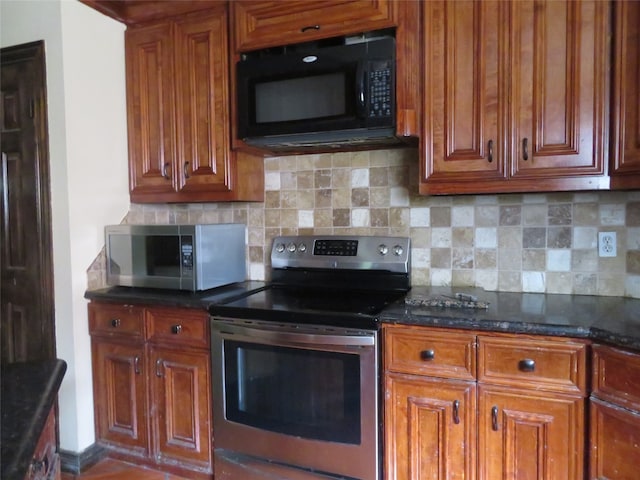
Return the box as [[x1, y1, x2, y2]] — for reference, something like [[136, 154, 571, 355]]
[[209, 235, 411, 480]]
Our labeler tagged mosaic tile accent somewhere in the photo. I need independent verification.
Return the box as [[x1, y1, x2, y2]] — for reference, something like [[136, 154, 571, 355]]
[[87, 149, 640, 298]]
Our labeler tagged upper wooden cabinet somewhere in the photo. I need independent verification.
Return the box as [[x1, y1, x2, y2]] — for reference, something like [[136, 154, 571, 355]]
[[231, 0, 396, 52], [420, 0, 611, 195], [610, 0, 640, 189], [126, 5, 263, 203]]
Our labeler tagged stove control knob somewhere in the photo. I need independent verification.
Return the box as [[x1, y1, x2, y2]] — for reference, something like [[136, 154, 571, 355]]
[[287, 242, 297, 253], [298, 243, 307, 252], [378, 244, 389, 256], [275, 243, 285, 253], [393, 245, 404, 256]]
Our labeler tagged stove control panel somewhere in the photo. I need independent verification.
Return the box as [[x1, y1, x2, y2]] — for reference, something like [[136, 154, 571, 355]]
[[271, 235, 410, 273]]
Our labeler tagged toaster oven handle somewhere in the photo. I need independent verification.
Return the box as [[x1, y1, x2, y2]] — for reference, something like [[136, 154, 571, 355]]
[[218, 325, 375, 348]]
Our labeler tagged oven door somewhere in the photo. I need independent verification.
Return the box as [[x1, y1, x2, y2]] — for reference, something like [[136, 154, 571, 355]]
[[211, 317, 379, 480]]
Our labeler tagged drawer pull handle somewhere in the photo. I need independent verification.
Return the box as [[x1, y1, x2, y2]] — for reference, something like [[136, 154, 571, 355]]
[[171, 324, 182, 334], [420, 349, 435, 361], [301, 25, 320, 32], [183, 161, 190, 179], [134, 355, 141, 375], [522, 137, 529, 161], [491, 406, 499, 431], [453, 400, 460, 424], [111, 318, 121, 328], [162, 161, 170, 180], [518, 358, 536, 372], [488, 139, 494, 163], [156, 359, 164, 377]]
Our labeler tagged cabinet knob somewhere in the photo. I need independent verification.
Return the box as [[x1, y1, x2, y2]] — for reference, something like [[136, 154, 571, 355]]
[[111, 318, 121, 328], [420, 349, 435, 361], [171, 324, 182, 334], [518, 358, 536, 372]]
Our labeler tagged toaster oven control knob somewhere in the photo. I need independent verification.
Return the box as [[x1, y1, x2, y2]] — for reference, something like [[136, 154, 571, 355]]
[[378, 244, 389, 255], [393, 245, 404, 256], [276, 243, 286, 253], [298, 243, 307, 252], [287, 242, 297, 253]]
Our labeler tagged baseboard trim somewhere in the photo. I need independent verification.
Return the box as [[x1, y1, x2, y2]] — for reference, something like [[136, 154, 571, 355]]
[[59, 443, 106, 474]]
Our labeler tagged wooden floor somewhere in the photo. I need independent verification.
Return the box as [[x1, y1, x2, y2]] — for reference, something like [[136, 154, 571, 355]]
[[61, 458, 190, 479]]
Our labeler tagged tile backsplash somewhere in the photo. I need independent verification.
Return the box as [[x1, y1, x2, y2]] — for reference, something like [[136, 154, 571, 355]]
[[88, 148, 640, 298]]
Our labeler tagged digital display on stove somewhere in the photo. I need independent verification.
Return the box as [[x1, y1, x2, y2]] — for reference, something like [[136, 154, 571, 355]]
[[313, 239, 359, 256]]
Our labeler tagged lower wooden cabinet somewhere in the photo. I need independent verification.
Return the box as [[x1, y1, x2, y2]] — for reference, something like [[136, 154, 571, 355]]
[[590, 344, 640, 480], [383, 325, 589, 480], [478, 385, 585, 480], [385, 373, 476, 480], [89, 302, 212, 478]]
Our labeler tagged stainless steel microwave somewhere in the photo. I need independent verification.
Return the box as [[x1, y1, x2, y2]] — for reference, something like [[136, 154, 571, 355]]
[[105, 224, 246, 291], [236, 31, 397, 151]]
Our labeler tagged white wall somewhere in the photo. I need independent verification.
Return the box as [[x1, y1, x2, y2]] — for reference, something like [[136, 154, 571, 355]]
[[1, 0, 129, 453]]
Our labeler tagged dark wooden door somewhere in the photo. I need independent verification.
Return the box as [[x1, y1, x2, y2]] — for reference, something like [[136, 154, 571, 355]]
[[1, 41, 55, 365]]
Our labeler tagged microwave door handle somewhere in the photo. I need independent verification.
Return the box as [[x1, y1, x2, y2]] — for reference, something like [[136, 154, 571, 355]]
[[356, 61, 366, 119]]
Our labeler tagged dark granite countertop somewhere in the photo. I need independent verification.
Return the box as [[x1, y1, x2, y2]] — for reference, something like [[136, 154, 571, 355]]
[[84, 281, 268, 309], [1, 359, 67, 479], [381, 286, 640, 352], [84, 283, 640, 352]]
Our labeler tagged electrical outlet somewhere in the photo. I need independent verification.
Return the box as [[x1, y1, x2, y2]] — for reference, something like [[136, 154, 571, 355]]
[[598, 231, 617, 257]]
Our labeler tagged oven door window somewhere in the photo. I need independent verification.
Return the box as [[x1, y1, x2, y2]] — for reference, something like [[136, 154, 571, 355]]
[[224, 340, 361, 444]]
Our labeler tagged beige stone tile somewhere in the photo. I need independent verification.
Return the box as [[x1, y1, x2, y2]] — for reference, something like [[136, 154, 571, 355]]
[[573, 202, 599, 226], [332, 188, 352, 208], [452, 248, 474, 269], [452, 227, 474, 248], [522, 204, 547, 226], [315, 189, 332, 208], [332, 169, 351, 189], [498, 271, 521, 292], [627, 202, 640, 226], [297, 171, 314, 190], [597, 273, 625, 296], [627, 251, 640, 275], [431, 248, 451, 268], [371, 208, 390, 227], [522, 249, 546, 271], [352, 188, 370, 207], [370, 167, 389, 187], [265, 210, 281, 228], [411, 268, 431, 286], [475, 248, 497, 269], [332, 153, 352, 168], [546, 272, 573, 294], [314, 169, 332, 188], [571, 249, 598, 272], [389, 207, 410, 229], [297, 190, 315, 209], [573, 273, 597, 295], [333, 208, 351, 227], [499, 248, 522, 271], [475, 205, 498, 227], [370, 187, 390, 207], [314, 209, 333, 228], [498, 226, 522, 249], [410, 228, 430, 247], [452, 270, 474, 286]]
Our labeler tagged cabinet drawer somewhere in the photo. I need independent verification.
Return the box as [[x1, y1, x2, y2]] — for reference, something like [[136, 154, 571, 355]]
[[478, 335, 588, 395], [592, 344, 640, 411], [147, 308, 209, 348], [384, 325, 476, 380], [89, 303, 145, 338]]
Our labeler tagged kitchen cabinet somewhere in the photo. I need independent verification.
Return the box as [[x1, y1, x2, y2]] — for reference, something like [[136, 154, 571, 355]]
[[230, 0, 396, 52], [610, 0, 640, 189], [89, 302, 212, 478], [125, 4, 263, 203], [384, 327, 477, 480], [383, 325, 589, 480], [589, 344, 640, 480], [420, 0, 610, 195]]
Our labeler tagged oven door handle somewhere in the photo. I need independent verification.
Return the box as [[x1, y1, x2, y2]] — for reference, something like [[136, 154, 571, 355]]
[[216, 327, 375, 348]]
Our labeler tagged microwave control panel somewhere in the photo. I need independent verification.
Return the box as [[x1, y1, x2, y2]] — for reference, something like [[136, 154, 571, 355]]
[[180, 236, 194, 274], [368, 61, 392, 118]]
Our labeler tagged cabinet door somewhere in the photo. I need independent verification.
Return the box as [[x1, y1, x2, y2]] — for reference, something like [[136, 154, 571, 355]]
[[232, 1, 395, 52], [510, 0, 609, 181], [590, 397, 640, 480], [150, 346, 212, 470], [610, 0, 640, 188], [174, 7, 234, 200], [478, 385, 584, 480], [125, 22, 176, 199], [385, 372, 476, 480], [421, 0, 507, 190], [92, 340, 148, 456]]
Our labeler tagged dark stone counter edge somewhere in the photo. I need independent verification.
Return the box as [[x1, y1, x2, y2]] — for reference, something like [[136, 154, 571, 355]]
[[1, 359, 67, 479], [380, 311, 640, 352], [84, 285, 640, 353]]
